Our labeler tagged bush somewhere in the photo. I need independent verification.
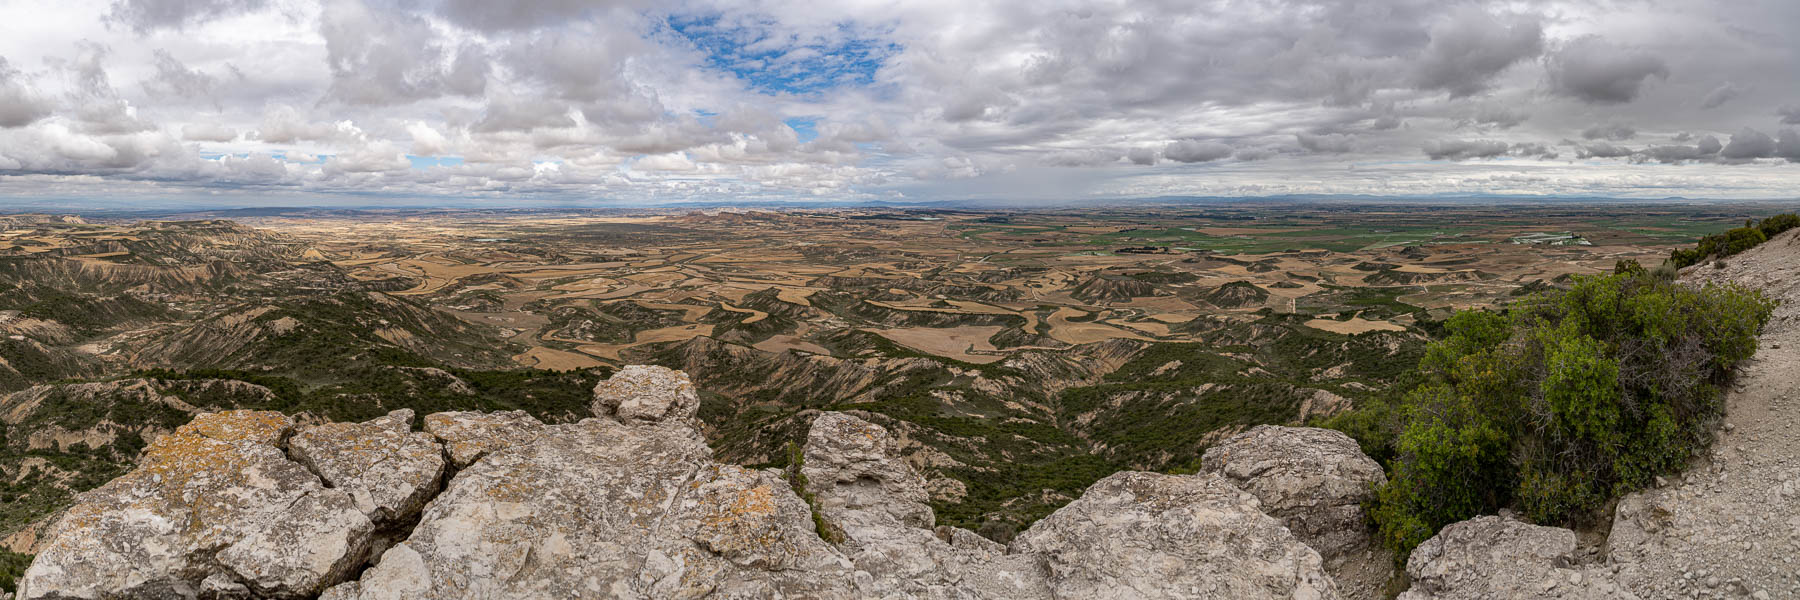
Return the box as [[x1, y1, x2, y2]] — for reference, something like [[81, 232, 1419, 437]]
[[1669, 213, 1795, 269], [0, 550, 29, 593], [1370, 271, 1774, 558]]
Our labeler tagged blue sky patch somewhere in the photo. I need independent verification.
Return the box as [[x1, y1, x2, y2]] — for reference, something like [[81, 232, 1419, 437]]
[[409, 156, 466, 169], [665, 14, 899, 96], [784, 117, 819, 143]]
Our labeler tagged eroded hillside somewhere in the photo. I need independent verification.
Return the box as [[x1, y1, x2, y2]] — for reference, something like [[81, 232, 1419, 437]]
[[0, 206, 1729, 546]]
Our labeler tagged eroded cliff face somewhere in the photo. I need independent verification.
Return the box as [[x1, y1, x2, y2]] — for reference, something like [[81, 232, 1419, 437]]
[[16, 365, 1392, 600]]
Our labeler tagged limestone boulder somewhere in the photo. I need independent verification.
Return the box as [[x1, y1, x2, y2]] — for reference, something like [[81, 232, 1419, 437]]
[[590, 364, 700, 428], [420, 410, 544, 468], [1397, 516, 1636, 600], [289, 409, 445, 524], [802, 411, 934, 530], [800, 411, 1051, 599], [1010, 471, 1340, 600], [1199, 425, 1385, 560], [327, 416, 856, 599], [17, 411, 374, 599]]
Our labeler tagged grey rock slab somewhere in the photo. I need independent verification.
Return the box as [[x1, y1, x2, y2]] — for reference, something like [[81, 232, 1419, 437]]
[[1200, 424, 1386, 560], [289, 409, 446, 524], [18, 411, 374, 600], [1011, 470, 1341, 600], [1397, 516, 1636, 600], [421, 410, 544, 469], [592, 364, 701, 427]]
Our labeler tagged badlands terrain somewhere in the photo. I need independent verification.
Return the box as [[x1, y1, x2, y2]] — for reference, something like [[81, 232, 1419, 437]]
[[0, 203, 1769, 564]]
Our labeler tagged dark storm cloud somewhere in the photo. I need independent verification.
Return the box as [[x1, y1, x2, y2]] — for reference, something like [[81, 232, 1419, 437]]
[[1547, 37, 1670, 104], [1720, 127, 1777, 159], [1779, 105, 1800, 125], [1698, 135, 1723, 155], [1162, 140, 1232, 163], [1778, 130, 1800, 162], [1296, 133, 1353, 153], [1700, 83, 1741, 109], [1581, 123, 1636, 141], [1423, 139, 1510, 161], [1411, 8, 1543, 97]]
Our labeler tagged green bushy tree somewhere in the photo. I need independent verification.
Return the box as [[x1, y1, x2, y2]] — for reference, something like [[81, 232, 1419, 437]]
[[1367, 271, 1774, 558]]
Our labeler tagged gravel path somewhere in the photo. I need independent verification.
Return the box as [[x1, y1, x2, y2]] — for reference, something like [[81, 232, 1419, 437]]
[[1605, 230, 1800, 600]]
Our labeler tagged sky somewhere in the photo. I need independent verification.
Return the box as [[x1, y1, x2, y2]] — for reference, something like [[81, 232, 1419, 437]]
[[4, 0, 1800, 206]]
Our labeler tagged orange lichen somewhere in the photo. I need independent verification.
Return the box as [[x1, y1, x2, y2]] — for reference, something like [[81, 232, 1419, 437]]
[[178, 410, 292, 444]]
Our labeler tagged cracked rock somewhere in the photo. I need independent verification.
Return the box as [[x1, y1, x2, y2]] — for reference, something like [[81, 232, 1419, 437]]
[[1397, 516, 1636, 600], [288, 409, 446, 524], [326, 416, 856, 599], [18, 411, 375, 599], [420, 410, 543, 468], [1011, 470, 1341, 600], [1200, 425, 1386, 561], [590, 364, 700, 428]]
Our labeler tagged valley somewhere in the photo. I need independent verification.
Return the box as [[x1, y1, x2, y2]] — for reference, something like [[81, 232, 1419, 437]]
[[0, 203, 1764, 544]]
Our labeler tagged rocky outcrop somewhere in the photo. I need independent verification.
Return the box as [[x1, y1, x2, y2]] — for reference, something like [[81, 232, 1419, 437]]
[[18, 411, 377, 599], [1200, 425, 1390, 599], [1397, 516, 1635, 600], [419, 409, 543, 468], [801, 411, 1052, 599], [1200, 425, 1384, 561], [19, 366, 1372, 600], [1013, 471, 1340, 600], [803, 412, 935, 530], [591, 364, 702, 427], [287, 409, 445, 525]]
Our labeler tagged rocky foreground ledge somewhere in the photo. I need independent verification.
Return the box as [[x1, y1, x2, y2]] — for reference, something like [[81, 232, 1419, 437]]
[[16, 365, 1644, 599]]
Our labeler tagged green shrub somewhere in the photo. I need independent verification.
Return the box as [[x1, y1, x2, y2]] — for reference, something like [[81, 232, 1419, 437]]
[[1370, 271, 1774, 558], [1669, 213, 1795, 268], [0, 550, 30, 593]]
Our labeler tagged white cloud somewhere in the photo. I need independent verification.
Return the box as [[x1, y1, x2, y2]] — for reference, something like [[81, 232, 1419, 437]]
[[1, 0, 1799, 202]]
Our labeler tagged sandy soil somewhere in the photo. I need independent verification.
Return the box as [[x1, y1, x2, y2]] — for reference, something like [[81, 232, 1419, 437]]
[[870, 326, 1008, 364]]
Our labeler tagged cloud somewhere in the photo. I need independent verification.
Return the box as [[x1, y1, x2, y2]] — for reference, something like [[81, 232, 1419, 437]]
[[1125, 147, 1157, 166], [439, 0, 642, 32], [1780, 105, 1800, 125], [1720, 127, 1776, 159], [1576, 142, 1635, 158], [1778, 130, 1800, 162], [1700, 83, 1741, 109], [1470, 104, 1528, 129], [1296, 133, 1353, 153], [1546, 37, 1670, 104], [1161, 140, 1232, 163], [1698, 135, 1723, 155], [106, 0, 270, 32], [1423, 139, 1511, 161], [1412, 8, 1543, 97], [1639, 145, 1706, 163], [141, 50, 237, 108], [1581, 123, 1636, 141], [320, 0, 482, 106], [0, 58, 51, 128], [180, 123, 237, 142], [4, 0, 1800, 202]]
